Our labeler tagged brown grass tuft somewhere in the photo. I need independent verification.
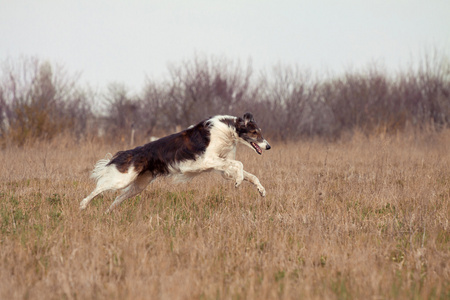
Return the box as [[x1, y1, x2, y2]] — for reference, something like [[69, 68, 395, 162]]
[[1, 132, 449, 299]]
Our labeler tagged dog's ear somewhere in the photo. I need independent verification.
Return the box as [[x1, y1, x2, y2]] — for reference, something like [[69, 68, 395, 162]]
[[243, 113, 254, 125], [236, 117, 245, 128]]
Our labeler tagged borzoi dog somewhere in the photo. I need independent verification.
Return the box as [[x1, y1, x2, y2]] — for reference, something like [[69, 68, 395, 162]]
[[80, 113, 271, 213]]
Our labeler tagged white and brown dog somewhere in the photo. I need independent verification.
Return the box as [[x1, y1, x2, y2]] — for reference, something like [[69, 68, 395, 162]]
[[80, 113, 271, 213]]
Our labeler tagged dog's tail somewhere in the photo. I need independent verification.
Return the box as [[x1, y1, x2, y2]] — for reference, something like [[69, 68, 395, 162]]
[[90, 153, 113, 182]]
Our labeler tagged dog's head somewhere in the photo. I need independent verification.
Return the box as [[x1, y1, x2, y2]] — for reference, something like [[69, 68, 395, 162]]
[[236, 113, 271, 155]]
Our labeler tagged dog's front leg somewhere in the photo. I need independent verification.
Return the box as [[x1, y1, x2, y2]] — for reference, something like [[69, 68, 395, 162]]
[[224, 160, 244, 188], [243, 170, 266, 197], [212, 159, 244, 187]]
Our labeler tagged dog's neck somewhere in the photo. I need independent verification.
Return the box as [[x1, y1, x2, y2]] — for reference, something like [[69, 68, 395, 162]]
[[207, 116, 239, 159]]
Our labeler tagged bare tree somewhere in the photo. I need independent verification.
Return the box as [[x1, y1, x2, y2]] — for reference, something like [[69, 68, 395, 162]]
[[164, 55, 255, 129], [0, 56, 91, 145], [103, 83, 138, 141], [139, 80, 165, 137]]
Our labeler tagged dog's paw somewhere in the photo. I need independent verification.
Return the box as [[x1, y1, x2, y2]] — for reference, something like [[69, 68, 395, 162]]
[[258, 186, 266, 197], [235, 177, 243, 188], [79, 200, 88, 210]]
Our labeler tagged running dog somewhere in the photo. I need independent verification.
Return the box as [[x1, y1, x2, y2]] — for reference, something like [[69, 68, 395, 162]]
[[80, 113, 271, 213]]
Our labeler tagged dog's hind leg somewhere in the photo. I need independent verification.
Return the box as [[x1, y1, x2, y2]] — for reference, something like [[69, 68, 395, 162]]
[[243, 170, 266, 197], [80, 186, 111, 210], [105, 171, 154, 213], [80, 165, 139, 211]]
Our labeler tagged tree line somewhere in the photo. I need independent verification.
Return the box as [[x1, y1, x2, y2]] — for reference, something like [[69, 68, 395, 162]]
[[1, 53, 449, 146]]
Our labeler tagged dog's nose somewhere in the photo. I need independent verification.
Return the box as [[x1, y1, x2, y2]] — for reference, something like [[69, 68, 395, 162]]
[[266, 144, 271, 150]]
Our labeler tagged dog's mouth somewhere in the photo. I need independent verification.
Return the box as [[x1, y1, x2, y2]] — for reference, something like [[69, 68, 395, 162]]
[[251, 142, 262, 155]]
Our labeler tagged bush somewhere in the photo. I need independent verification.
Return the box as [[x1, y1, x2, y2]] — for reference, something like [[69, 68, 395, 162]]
[[1, 52, 449, 145], [0, 57, 92, 145]]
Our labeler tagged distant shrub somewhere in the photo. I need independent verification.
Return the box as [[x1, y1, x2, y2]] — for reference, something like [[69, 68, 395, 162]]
[[0, 57, 92, 145], [2, 52, 448, 145], [258, 52, 450, 139]]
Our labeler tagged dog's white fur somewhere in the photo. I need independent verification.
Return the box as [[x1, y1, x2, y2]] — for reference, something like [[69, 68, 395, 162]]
[[80, 115, 270, 213]]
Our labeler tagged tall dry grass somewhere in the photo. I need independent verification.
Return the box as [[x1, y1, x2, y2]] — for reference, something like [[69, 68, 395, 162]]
[[0, 132, 449, 299]]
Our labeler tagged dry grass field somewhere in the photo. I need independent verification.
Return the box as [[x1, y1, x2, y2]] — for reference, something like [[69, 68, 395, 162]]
[[1, 131, 449, 300]]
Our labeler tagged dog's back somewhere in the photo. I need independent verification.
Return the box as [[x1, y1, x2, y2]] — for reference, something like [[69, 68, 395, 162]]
[[107, 119, 211, 177]]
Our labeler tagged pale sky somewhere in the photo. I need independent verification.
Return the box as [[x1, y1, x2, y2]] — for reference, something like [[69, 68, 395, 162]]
[[1, 0, 449, 91]]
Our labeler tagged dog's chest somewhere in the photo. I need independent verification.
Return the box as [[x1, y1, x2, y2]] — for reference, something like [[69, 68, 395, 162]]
[[207, 141, 236, 159]]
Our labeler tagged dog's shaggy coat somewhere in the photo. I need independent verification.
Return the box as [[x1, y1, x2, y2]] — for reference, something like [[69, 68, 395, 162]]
[[80, 113, 271, 213]]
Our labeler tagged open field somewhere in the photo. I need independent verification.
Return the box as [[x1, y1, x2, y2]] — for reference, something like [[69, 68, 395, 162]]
[[1, 132, 449, 299]]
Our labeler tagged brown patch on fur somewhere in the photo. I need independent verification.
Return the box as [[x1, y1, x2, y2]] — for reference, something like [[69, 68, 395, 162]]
[[108, 120, 211, 176]]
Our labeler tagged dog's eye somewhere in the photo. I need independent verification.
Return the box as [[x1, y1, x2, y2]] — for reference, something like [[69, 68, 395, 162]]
[[250, 130, 257, 134]]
